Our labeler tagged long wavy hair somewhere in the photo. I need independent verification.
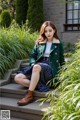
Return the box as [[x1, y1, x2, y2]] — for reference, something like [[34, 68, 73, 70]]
[[39, 21, 59, 41]]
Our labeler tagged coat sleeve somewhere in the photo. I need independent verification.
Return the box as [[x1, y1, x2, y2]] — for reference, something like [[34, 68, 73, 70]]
[[59, 42, 65, 66], [29, 44, 38, 65]]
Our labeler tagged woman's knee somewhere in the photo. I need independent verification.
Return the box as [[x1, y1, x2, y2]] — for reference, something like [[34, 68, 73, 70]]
[[32, 64, 41, 72], [14, 73, 25, 83]]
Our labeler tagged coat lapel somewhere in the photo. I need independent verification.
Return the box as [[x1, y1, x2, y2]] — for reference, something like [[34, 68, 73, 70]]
[[50, 39, 60, 54], [38, 38, 60, 54], [50, 43, 56, 54], [38, 40, 46, 54]]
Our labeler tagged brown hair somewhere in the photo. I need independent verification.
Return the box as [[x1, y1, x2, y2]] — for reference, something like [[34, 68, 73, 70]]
[[39, 21, 59, 40]]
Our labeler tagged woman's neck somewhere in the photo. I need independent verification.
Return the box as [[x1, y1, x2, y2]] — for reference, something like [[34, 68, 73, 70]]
[[47, 37, 54, 42]]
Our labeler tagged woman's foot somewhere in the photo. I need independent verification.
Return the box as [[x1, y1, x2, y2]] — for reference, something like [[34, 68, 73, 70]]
[[17, 90, 34, 106]]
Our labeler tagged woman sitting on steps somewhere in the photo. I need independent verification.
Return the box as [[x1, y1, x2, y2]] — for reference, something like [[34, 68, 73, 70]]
[[14, 21, 65, 106]]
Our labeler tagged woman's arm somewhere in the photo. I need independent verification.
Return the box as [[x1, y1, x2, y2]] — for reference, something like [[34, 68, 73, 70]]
[[29, 36, 44, 66]]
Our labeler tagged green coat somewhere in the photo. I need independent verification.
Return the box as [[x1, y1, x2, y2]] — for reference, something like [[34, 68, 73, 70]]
[[29, 39, 65, 78]]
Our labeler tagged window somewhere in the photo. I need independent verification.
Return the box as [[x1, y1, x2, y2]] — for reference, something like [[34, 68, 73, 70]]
[[64, 0, 80, 31]]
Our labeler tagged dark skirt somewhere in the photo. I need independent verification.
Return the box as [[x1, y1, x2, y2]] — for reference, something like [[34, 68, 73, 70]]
[[18, 58, 53, 92]]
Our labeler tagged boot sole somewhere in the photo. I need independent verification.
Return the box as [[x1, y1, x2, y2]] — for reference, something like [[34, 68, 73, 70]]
[[17, 100, 34, 106]]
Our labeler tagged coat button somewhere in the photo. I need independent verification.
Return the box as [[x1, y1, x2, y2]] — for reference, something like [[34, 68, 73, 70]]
[[56, 60, 58, 63], [55, 46, 57, 48], [40, 52, 43, 54], [55, 52, 57, 55]]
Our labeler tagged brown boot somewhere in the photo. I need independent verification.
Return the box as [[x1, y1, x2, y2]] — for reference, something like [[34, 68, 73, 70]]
[[17, 90, 34, 106]]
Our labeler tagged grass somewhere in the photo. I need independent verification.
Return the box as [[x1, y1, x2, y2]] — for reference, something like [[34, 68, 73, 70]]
[[42, 42, 80, 120], [0, 26, 38, 78], [64, 42, 76, 57]]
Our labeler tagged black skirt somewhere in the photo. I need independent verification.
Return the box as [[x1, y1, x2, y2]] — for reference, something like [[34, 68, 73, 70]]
[[17, 57, 53, 92]]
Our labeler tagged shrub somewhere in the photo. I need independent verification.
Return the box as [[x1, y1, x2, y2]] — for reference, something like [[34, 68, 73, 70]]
[[27, 0, 44, 32], [1, 10, 11, 28], [42, 41, 80, 120], [0, 27, 38, 78], [15, 0, 28, 26], [64, 42, 76, 53], [0, 6, 2, 14]]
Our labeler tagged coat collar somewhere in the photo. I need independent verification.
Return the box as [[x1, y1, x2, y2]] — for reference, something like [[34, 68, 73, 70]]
[[38, 38, 60, 44], [52, 38, 60, 44]]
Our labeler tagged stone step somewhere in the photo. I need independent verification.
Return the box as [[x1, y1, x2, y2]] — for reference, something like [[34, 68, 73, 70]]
[[9, 118, 26, 120], [21, 59, 29, 63], [10, 62, 29, 83], [10, 73, 17, 83], [0, 115, 26, 120], [20, 63, 29, 69], [0, 96, 49, 120], [0, 83, 47, 99], [8, 118, 26, 120]]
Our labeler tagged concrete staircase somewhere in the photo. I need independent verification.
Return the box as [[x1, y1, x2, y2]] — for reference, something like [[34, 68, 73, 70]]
[[0, 58, 70, 120], [0, 59, 50, 120]]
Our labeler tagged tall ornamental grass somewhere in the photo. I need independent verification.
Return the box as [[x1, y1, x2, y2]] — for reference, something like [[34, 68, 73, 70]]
[[42, 42, 80, 120], [0, 27, 38, 78]]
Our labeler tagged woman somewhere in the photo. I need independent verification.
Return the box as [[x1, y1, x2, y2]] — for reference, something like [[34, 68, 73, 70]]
[[14, 21, 65, 106]]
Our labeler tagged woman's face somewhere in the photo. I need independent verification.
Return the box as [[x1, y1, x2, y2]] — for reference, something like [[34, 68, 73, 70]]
[[44, 26, 55, 41]]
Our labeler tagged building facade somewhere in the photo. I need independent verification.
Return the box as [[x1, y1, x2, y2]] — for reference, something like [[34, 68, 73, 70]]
[[43, 0, 80, 43]]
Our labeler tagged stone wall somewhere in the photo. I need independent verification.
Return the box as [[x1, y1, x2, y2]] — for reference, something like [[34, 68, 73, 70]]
[[43, 0, 80, 43]]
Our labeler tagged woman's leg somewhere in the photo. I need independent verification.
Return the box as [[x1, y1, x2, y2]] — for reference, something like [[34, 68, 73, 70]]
[[14, 73, 30, 87], [17, 64, 41, 106], [29, 64, 41, 91]]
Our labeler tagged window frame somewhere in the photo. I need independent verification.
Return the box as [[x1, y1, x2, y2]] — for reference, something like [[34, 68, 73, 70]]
[[64, 0, 80, 31]]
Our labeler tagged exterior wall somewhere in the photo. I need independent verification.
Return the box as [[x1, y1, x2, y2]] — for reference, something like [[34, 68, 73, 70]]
[[43, 0, 80, 43]]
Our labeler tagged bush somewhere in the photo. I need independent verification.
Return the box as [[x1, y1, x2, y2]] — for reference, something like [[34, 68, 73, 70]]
[[27, 0, 44, 32], [0, 6, 2, 14], [64, 42, 76, 53], [1, 10, 11, 28], [0, 27, 38, 78], [15, 0, 28, 26], [42, 41, 80, 120]]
